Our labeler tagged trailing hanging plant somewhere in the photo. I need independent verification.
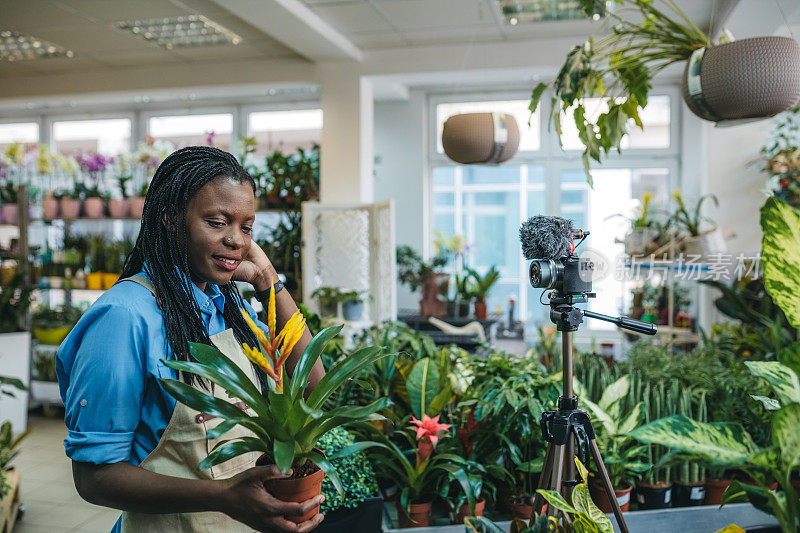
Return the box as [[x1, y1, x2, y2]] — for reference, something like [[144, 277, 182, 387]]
[[529, 0, 711, 183]]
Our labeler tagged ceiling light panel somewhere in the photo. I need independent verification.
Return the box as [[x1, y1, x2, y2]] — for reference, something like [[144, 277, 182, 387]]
[[116, 15, 242, 49], [497, 0, 606, 25], [0, 31, 74, 62]]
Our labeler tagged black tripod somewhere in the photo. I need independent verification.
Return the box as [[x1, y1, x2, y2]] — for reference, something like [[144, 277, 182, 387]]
[[530, 291, 657, 532]]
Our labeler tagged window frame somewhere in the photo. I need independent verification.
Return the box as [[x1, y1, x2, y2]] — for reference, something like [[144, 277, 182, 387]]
[[45, 112, 136, 153], [427, 86, 683, 338]]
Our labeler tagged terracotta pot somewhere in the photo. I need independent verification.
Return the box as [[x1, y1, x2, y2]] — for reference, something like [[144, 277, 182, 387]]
[[672, 480, 706, 507], [102, 273, 120, 290], [396, 500, 432, 528], [130, 196, 145, 218], [509, 497, 533, 521], [59, 198, 81, 219], [590, 479, 632, 513], [1, 204, 18, 225], [42, 196, 59, 220], [108, 198, 130, 218], [83, 197, 105, 218], [258, 454, 325, 524], [86, 272, 104, 291], [703, 478, 731, 505], [635, 481, 672, 510], [419, 273, 447, 317], [474, 301, 487, 320], [454, 498, 485, 524]]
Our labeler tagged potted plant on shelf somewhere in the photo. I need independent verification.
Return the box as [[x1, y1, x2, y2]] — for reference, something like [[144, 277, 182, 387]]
[[396, 245, 449, 317], [55, 184, 82, 220], [340, 290, 366, 322], [670, 189, 726, 257], [465, 266, 500, 320], [81, 183, 107, 219], [311, 287, 342, 317], [31, 305, 83, 346], [86, 236, 107, 290], [159, 283, 391, 524], [109, 174, 131, 218], [581, 375, 651, 513], [448, 270, 472, 319], [41, 190, 59, 221], [130, 182, 148, 219], [0, 183, 17, 225], [530, 0, 800, 183], [619, 192, 664, 256]]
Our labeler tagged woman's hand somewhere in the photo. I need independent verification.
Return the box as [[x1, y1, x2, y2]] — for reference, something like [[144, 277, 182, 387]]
[[232, 240, 278, 292], [218, 465, 325, 533]]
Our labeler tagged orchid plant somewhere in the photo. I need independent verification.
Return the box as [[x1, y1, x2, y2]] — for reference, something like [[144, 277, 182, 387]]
[[159, 282, 391, 492]]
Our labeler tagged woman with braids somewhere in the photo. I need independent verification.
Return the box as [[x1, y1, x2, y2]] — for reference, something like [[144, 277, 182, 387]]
[[56, 146, 324, 533]]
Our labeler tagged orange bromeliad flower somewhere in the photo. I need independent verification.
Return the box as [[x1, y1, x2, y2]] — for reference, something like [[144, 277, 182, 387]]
[[240, 282, 306, 392]]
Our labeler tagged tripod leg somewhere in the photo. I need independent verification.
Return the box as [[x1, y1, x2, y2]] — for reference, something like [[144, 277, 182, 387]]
[[532, 443, 555, 515], [565, 430, 575, 497], [545, 445, 566, 519], [589, 439, 629, 533]]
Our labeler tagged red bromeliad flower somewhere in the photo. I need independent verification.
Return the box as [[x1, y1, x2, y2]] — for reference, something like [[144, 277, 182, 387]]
[[410, 414, 451, 445]]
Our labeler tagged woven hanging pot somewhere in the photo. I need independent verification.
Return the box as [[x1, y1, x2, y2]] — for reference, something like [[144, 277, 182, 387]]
[[681, 36, 800, 122], [442, 112, 520, 164]]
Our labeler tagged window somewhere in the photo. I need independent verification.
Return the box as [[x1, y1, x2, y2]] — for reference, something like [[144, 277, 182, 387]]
[[148, 113, 233, 151], [0, 122, 38, 153], [247, 109, 322, 156], [53, 118, 131, 156], [430, 91, 678, 331]]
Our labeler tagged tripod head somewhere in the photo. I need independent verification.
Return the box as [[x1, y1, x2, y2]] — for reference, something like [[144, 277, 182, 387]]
[[547, 290, 657, 335]]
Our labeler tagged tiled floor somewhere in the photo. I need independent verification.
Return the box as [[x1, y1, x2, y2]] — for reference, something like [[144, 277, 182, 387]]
[[10, 414, 120, 533]]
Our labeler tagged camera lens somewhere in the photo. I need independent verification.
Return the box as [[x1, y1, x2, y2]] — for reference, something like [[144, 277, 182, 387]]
[[529, 259, 557, 289]]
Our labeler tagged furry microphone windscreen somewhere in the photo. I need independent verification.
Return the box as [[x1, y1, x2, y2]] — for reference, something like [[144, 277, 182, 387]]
[[519, 216, 575, 260]]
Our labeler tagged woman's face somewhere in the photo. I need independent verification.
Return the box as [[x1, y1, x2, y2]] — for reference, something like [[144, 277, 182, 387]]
[[184, 177, 255, 289]]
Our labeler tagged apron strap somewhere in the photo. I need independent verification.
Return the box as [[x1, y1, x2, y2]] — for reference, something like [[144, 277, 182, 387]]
[[119, 275, 162, 309]]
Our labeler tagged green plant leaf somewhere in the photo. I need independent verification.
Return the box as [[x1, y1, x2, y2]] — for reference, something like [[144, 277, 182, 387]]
[[629, 415, 755, 467], [407, 358, 439, 419], [599, 375, 629, 411], [722, 480, 773, 516], [529, 83, 548, 115], [761, 197, 800, 328], [308, 449, 343, 497], [159, 378, 249, 421], [198, 436, 267, 471], [290, 324, 344, 401], [750, 395, 782, 411], [773, 403, 800, 470], [535, 489, 578, 514], [306, 346, 386, 409], [273, 439, 295, 474], [572, 484, 614, 533], [745, 361, 800, 406]]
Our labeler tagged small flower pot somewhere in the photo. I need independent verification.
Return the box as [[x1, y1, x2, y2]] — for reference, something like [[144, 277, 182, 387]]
[[508, 496, 533, 521], [395, 500, 432, 528], [42, 196, 59, 220], [590, 479, 632, 513], [108, 198, 130, 218], [32, 326, 72, 346], [454, 498, 485, 524], [59, 198, 81, 219], [1, 204, 18, 225], [342, 300, 363, 321], [130, 196, 145, 218], [319, 302, 338, 317], [624, 227, 660, 256], [682, 227, 726, 258], [257, 454, 326, 524], [474, 301, 487, 320], [102, 273, 120, 290], [703, 478, 731, 505], [672, 480, 706, 507], [86, 272, 104, 291], [635, 481, 672, 510], [83, 197, 105, 218]]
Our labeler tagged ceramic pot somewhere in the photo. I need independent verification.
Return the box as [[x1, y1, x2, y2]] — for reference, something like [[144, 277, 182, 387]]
[[635, 482, 672, 510], [396, 500, 432, 528], [130, 196, 145, 218], [703, 478, 731, 505], [42, 196, 59, 220], [32, 326, 72, 346], [590, 479, 632, 513], [83, 197, 105, 218], [59, 198, 81, 219], [454, 498, 485, 524], [258, 454, 325, 524], [108, 198, 130, 218], [509, 497, 533, 521], [1, 204, 18, 225], [342, 300, 363, 321], [419, 274, 447, 317], [682, 227, 726, 257]]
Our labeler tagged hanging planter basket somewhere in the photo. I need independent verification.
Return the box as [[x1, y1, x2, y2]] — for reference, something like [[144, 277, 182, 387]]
[[681, 36, 800, 123], [441, 112, 520, 164]]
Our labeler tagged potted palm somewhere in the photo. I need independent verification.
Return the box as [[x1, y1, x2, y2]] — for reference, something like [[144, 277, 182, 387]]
[[465, 266, 500, 320], [530, 0, 800, 182], [159, 283, 391, 524]]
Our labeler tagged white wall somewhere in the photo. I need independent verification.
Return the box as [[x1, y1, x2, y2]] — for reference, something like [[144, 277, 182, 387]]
[[373, 91, 427, 312]]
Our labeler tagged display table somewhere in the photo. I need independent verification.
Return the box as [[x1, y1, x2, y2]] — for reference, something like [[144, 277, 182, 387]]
[[397, 313, 500, 350]]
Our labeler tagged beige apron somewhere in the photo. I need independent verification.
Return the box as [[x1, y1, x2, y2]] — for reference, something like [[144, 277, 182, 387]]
[[119, 276, 261, 532]]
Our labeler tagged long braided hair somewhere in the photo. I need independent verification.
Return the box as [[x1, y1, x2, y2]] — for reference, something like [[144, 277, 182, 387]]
[[121, 146, 263, 388]]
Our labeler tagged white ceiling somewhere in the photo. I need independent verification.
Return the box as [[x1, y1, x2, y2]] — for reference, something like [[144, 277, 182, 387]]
[[0, 0, 797, 104]]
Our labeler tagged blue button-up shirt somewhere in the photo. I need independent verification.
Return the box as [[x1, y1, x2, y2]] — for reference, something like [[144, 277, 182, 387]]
[[56, 270, 270, 467]]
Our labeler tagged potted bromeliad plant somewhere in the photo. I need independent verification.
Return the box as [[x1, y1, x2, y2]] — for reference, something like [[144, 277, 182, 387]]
[[159, 283, 391, 524], [670, 189, 725, 257]]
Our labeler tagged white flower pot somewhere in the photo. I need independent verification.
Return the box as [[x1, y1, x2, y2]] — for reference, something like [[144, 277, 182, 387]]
[[683, 227, 727, 257], [624, 227, 660, 256]]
